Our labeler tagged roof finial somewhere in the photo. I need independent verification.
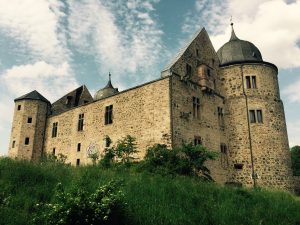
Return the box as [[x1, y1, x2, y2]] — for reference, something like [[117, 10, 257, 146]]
[[109, 72, 111, 81], [229, 16, 238, 41]]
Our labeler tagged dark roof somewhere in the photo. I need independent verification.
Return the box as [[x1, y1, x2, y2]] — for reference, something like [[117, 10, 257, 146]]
[[217, 25, 263, 66], [14, 90, 50, 103], [94, 73, 119, 100]]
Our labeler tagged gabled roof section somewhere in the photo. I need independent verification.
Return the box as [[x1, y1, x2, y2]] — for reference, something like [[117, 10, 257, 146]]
[[51, 85, 93, 115], [161, 27, 204, 74], [14, 90, 50, 103]]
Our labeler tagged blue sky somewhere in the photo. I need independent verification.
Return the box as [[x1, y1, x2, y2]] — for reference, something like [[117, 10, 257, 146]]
[[1, 0, 300, 155]]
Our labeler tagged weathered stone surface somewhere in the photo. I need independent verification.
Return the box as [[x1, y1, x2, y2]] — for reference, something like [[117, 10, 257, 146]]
[[8, 27, 296, 191]]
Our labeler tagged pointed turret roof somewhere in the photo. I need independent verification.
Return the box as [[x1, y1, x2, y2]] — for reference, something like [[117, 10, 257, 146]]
[[94, 73, 119, 101], [14, 90, 50, 103], [229, 23, 239, 41]]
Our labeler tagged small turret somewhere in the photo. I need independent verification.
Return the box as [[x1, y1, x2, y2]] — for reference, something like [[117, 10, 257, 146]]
[[8, 90, 50, 160], [94, 73, 119, 100]]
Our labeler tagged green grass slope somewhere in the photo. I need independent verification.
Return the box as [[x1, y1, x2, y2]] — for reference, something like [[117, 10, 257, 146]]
[[0, 158, 299, 225]]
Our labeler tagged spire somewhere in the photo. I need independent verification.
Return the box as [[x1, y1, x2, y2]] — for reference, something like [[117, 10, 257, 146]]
[[104, 72, 113, 88], [230, 18, 239, 41]]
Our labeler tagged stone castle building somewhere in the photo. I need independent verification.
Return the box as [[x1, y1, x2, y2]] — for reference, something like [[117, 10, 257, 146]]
[[8, 25, 295, 190]]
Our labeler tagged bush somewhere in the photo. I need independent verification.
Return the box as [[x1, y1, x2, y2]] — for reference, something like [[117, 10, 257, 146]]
[[291, 145, 300, 176], [141, 143, 218, 180], [100, 135, 138, 167], [32, 180, 126, 225]]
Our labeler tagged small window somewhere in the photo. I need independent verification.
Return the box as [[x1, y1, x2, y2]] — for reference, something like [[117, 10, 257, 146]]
[[52, 122, 58, 137], [249, 110, 256, 123], [105, 105, 113, 125], [218, 107, 224, 126], [245, 76, 257, 89], [212, 59, 215, 66], [196, 49, 199, 57], [12, 141, 16, 148], [252, 76, 257, 88], [257, 110, 263, 123], [76, 159, 80, 166], [194, 136, 202, 146], [77, 143, 81, 152], [186, 64, 192, 76], [25, 137, 30, 145], [27, 117, 32, 123], [78, 114, 84, 131], [246, 76, 251, 88], [234, 163, 243, 170], [220, 143, 227, 154], [66, 96, 72, 106], [52, 148, 56, 155], [193, 97, 200, 119], [17, 105, 21, 110], [84, 100, 89, 104], [207, 68, 211, 77]]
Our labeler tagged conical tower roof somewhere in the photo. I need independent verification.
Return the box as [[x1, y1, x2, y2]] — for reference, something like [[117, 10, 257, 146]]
[[14, 90, 50, 103], [94, 73, 119, 100], [217, 23, 263, 66]]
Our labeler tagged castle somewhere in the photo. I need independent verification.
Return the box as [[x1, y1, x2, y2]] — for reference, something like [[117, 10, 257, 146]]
[[8, 25, 295, 190]]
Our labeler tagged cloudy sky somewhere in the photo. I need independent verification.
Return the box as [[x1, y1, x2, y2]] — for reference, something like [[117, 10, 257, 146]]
[[1, 0, 300, 155]]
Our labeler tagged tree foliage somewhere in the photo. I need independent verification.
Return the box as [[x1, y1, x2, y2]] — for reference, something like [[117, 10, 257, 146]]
[[291, 145, 300, 176], [141, 143, 218, 181]]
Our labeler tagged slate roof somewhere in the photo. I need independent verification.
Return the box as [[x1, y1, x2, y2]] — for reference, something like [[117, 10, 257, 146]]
[[14, 90, 50, 103], [217, 25, 263, 66]]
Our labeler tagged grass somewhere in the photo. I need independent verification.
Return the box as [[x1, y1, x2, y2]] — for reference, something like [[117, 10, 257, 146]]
[[0, 157, 299, 225]]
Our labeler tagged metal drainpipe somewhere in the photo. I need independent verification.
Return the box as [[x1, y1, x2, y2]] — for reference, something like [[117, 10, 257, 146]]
[[240, 65, 257, 188]]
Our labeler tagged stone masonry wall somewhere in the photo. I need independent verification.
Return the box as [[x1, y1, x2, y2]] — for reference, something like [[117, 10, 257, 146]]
[[220, 63, 294, 190], [8, 99, 48, 160], [43, 78, 172, 165]]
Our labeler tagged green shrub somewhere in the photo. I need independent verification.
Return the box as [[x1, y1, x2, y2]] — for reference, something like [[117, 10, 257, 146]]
[[32, 180, 126, 225], [100, 135, 138, 167], [141, 143, 218, 180], [291, 145, 300, 176]]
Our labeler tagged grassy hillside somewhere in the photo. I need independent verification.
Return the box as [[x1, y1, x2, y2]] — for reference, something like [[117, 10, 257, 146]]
[[0, 158, 299, 225]]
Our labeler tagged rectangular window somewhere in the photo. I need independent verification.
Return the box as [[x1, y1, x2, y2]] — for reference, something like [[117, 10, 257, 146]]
[[12, 141, 15, 148], [17, 105, 21, 110], [220, 143, 227, 154], [78, 113, 84, 131], [249, 110, 263, 124], [25, 137, 29, 145], [77, 143, 81, 152], [105, 105, 113, 125], [207, 68, 211, 77], [192, 97, 200, 119], [196, 49, 199, 57], [66, 96, 72, 106], [249, 110, 256, 123], [52, 122, 58, 137], [194, 136, 202, 146], [52, 148, 56, 155], [252, 76, 257, 88], [186, 64, 192, 76], [218, 107, 224, 126], [246, 76, 251, 88], [27, 117, 32, 123], [76, 159, 80, 166], [257, 110, 263, 123], [245, 76, 257, 89]]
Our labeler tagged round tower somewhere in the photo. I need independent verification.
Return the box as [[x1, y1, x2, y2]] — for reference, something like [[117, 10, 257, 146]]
[[94, 73, 119, 101], [8, 90, 50, 161], [218, 24, 294, 190]]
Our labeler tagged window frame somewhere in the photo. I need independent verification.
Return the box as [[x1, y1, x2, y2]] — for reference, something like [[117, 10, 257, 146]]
[[78, 113, 84, 131], [52, 122, 58, 138], [249, 110, 256, 123], [105, 105, 113, 125], [25, 137, 30, 145], [192, 97, 200, 119]]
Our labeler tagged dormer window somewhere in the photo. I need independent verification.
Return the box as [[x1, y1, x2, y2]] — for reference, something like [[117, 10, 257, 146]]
[[186, 64, 192, 76], [66, 96, 72, 106]]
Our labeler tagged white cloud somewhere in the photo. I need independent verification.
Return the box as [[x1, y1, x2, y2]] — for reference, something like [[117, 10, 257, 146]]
[[0, 0, 68, 62], [283, 78, 300, 103], [68, 0, 164, 86], [1, 61, 78, 102], [182, 0, 300, 69], [287, 120, 300, 147]]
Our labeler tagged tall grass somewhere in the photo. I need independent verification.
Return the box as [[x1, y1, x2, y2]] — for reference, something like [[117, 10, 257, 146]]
[[0, 158, 299, 225]]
